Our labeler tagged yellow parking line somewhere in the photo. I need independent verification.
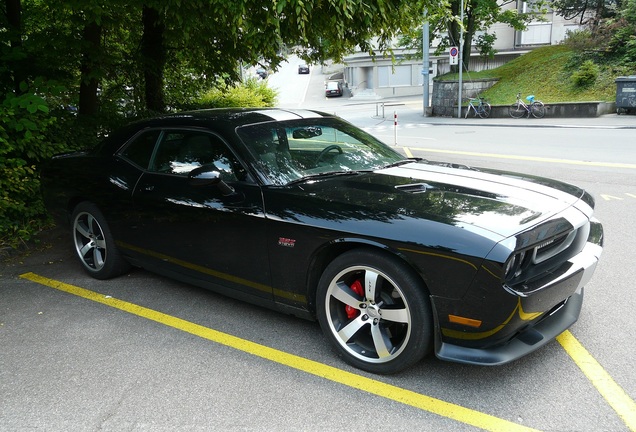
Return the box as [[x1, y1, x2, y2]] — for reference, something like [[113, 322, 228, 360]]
[[20, 272, 536, 432], [404, 147, 636, 169], [557, 331, 636, 431]]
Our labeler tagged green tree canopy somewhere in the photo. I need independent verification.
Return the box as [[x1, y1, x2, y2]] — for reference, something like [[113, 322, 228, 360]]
[[399, 0, 539, 71], [550, 0, 620, 28], [1, 0, 425, 114]]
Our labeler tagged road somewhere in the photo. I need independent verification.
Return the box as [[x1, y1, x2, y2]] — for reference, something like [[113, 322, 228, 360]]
[[1, 58, 635, 431]]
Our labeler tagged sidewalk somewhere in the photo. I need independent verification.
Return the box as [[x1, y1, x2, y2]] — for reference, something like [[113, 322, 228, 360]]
[[328, 95, 636, 130]]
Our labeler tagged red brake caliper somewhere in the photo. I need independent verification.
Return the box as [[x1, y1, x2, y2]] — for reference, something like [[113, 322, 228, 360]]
[[345, 280, 364, 319]]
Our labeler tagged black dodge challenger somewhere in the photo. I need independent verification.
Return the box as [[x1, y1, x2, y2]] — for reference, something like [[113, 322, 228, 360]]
[[41, 108, 603, 374]]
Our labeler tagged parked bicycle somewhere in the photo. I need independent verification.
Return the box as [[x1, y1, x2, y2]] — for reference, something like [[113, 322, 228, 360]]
[[509, 92, 545, 118], [465, 97, 491, 118]]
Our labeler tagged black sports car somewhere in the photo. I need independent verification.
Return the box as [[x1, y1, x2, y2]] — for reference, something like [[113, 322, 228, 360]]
[[41, 108, 603, 374]]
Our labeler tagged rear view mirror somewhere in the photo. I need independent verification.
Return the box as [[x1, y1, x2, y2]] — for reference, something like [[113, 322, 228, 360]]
[[292, 126, 322, 139]]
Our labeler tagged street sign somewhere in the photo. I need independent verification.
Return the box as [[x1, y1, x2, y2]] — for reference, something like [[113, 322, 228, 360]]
[[449, 46, 458, 65]]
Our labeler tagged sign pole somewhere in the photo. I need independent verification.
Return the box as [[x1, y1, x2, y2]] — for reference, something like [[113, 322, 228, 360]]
[[457, 0, 465, 118]]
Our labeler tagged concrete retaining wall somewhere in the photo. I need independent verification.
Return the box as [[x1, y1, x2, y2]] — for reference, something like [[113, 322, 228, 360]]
[[432, 79, 498, 117], [433, 78, 616, 117]]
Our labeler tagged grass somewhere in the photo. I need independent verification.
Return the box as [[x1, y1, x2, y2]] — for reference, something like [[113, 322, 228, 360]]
[[437, 45, 620, 105]]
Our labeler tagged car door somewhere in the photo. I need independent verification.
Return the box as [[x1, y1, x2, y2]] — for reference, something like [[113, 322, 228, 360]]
[[123, 128, 272, 300]]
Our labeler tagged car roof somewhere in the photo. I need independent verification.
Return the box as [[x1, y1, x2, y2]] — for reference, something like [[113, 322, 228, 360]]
[[136, 108, 333, 129], [94, 108, 336, 156]]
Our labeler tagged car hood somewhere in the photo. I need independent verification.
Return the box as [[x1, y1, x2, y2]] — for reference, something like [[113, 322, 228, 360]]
[[294, 161, 587, 239]]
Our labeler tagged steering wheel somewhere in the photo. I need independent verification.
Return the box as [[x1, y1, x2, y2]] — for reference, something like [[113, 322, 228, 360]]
[[315, 145, 343, 164]]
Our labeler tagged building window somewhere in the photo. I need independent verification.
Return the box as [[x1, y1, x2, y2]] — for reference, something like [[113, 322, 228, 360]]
[[520, 22, 552, 45], [520, 0, 550, 13]]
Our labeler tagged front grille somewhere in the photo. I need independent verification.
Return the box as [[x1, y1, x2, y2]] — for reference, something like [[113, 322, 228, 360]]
[[505, 225, 583, 288], [533, 230, 576, 264]]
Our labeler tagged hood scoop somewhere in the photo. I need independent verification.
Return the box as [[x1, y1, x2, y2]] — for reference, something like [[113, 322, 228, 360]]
[[395, 182, 499, 200], [395, 183, 435, 194]]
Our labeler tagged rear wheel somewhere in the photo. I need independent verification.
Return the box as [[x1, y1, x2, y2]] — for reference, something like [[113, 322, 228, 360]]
[[531, 101, 545, 118], [71, 202, 130, 279], [509, 102, 526, 118], [316, 249, 432, 374]]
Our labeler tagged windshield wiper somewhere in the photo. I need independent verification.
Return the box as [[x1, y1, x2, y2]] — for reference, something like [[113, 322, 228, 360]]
[[287, 170, 366, 185], [381, 158, 423, 169]]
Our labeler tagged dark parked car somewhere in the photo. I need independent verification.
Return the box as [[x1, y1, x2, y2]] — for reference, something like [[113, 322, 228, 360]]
[[41, 108, 603, 374], [325, 80, 343, 97], [298, 64, 310, 74]]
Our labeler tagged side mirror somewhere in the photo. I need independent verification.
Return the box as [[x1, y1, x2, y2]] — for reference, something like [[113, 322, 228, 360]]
[[188, 165, 235, 196]]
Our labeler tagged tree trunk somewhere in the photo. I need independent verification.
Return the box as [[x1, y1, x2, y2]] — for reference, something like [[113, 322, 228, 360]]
[[462, 11, 476, 71], [78, 21, 102, 118], [141, 5, 166, 112]]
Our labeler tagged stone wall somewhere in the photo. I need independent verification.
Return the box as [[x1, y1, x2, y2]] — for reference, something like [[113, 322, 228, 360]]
[[432, 78, 616, 117], [432, 78, 498, 117]]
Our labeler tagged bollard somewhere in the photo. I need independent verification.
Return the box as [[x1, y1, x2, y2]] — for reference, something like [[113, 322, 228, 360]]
[[394, 111, 398, 146]]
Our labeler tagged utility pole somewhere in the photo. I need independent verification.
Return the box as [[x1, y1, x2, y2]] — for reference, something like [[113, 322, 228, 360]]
[[422, 8, 430, 117]]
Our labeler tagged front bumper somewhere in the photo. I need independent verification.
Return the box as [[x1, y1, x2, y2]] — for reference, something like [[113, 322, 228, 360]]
[[434, 221, 602, 366], [436, 287, 583, 365]]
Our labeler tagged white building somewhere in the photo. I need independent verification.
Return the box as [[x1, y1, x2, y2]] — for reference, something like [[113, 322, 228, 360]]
[[343, 2, 585, 99]]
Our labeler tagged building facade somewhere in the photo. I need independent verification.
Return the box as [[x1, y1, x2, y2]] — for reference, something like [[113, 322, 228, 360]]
[[343, 2, 584, 99]]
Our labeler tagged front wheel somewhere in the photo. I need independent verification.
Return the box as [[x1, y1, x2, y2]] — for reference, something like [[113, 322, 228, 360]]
[[316, 249, 432, 374], [71, 202, 130, 280], [531, 101, 545, 118], [478, 103, 491, 118], [509, 102, 526, 119]]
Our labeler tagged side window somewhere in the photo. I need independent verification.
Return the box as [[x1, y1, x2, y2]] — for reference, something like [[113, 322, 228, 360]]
[[150, 130, 243, 181], [119, 129, 161, 169]]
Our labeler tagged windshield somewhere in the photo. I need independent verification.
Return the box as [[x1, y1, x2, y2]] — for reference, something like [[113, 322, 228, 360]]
[[236, 117, 405, 185]]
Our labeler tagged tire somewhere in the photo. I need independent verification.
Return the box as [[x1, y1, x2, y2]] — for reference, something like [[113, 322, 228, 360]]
[[478, 103, 491, 118], [70, 202, 130, 280], [316, 249, 432, 374], [509, 102, 526, 119], [531, 101, 545, 118]]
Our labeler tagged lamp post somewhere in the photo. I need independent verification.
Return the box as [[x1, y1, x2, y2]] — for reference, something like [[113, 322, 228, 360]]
[[422, 8, 430, 117]]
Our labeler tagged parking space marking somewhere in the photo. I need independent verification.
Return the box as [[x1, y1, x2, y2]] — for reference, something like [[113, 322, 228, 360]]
[[557, 331, 636, 431], [20, 272, 537, 432], [403, 147, 636, 169]]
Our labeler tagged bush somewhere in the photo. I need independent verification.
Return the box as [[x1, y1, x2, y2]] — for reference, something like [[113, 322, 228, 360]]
[[562, 29, 597, 52], [0, 80, 67, 248], [571, 60, 599, 87], [196, 78, 278, 108]]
